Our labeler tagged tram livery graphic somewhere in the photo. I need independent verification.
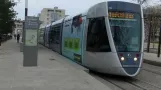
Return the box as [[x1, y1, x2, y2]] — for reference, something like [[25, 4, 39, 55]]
[[39, 1, 144, 77]]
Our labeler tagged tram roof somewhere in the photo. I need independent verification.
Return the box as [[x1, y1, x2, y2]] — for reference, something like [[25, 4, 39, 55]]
[[108, 1, 138, 4], [43, 1, 140, 27], [63, 11, 87, 21], [39, 25, 46, 29], [51, 17, 65, 26], [46, 24, 51, 28], [87, 1, 140, 18]]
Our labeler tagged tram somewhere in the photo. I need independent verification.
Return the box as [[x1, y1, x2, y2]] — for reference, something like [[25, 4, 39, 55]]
[[40, 1, 144, 77]]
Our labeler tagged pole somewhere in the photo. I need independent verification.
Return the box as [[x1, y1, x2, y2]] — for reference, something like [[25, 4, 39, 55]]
[[158, 26, 161, 57], [23, 0, 38, 66], [147, 15, 152, 52], [22, 0, 28, 42], [20, 0, 28, 51], [25, 0, 28, 17]]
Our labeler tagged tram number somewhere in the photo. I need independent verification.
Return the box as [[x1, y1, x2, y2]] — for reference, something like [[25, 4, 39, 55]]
[[108, 12, 134, 19]]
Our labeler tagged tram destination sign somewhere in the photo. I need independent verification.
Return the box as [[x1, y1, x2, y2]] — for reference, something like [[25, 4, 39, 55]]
[[108, 12, 134, 19], [25, 16, 39, 30]]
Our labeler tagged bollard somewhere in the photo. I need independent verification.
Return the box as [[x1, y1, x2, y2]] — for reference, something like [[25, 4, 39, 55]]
[[20, 42, 23, 52]]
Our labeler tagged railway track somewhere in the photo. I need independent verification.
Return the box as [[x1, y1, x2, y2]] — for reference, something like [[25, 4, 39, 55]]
[[88, 63, 161, 90], [142, 69, 161, 76]]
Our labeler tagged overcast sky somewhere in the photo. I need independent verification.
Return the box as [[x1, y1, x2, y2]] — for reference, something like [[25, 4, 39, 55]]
[[13, 0, 158, 20]]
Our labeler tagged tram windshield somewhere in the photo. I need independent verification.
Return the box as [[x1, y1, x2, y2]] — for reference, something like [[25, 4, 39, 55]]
[[109, 12, 141, 52]]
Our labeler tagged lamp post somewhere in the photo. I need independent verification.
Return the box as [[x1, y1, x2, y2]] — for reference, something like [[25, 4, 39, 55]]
[[20, 0, 28, 52], [25, 0, 28, 17], [22, 0, 28, 42], [23, 0, 39, 66]]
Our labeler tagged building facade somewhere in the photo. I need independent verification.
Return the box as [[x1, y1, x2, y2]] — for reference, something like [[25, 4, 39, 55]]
[[39, 7, 65, 27], [14, 20, 23, 35]]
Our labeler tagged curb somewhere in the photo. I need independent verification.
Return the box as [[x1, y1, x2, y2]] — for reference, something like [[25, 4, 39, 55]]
[[144, 59, 161, 67]]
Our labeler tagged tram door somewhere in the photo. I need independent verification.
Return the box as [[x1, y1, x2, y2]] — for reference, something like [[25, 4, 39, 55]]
[[83, 17, 111, 69]]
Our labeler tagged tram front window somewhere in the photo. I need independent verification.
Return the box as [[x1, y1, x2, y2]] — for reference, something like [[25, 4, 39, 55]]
[[109, 12, 141, 52], [86, 17, 111, 52]]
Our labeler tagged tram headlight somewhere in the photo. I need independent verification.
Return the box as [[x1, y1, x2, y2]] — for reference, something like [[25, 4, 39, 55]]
[[121, 57, 125, 61], [134, 57, 138, 61]]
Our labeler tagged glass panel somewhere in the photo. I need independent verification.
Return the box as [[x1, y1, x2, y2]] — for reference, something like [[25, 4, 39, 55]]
[[87, 17, 111, 52], [109, 11, 141, 52], [50, 24, 61, 44]]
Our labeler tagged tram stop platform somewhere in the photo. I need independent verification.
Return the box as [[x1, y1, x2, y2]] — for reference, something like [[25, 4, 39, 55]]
[[0, 39, 111, 90], [144, 53, 161, 66], [143, 43, 161, 66]]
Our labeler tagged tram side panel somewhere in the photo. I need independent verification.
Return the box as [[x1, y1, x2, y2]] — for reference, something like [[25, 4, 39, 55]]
[[45, 27, 51, 48], [44, 27, 48, 47], [43, 29, 45, 46], [39, 28, 45, 45], [61, 15, 86, 64], [49, 23, 63, 54]]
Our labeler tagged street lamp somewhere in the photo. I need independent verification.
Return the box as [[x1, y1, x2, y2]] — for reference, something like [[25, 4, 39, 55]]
[[22, 0, 28, 42], [25, 0, 28, 17]]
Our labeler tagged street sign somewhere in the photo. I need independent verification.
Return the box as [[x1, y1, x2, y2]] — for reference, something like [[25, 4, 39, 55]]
[[25, 16, 39, 46], [25, 16, 39, 29], [25, 30, 37, 46]]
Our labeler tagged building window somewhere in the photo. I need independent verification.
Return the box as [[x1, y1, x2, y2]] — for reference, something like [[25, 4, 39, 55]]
[[19, 25, 22, 28], [56, 10, 61, 13], [48, 10, 54, 12]]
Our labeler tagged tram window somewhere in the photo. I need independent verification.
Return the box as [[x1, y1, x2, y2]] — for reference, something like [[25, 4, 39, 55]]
[[50, 24, 61, 44], [86, 17, 111, 52], [55, 25, 61, 44], [49, 26, 54, 43]]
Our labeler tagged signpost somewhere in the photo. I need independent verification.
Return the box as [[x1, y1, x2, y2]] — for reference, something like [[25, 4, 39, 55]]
[[23, 16, 39, 66]]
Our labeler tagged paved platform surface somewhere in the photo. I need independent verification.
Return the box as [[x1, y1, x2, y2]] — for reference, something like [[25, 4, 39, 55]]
[[141, 43, 161, 66], [0, 40, 111, 90], [144, 52, 161, 66]]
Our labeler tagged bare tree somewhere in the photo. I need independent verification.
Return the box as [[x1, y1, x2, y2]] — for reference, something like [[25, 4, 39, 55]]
[[144, 5, 161, 49], [138, 0, 148, 5], [132, 0, 149, 5]]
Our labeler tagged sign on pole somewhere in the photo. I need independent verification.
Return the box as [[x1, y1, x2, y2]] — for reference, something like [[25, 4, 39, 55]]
[[23, 16, 39, 66], [25, 30, 37, 46]]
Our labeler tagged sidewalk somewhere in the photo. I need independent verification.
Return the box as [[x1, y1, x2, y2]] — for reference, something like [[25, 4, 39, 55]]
[[144, 52, 161, 66], [0, 40, 111, 90]]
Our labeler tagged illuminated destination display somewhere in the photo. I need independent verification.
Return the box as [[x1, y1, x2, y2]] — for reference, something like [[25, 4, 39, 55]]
[[108, 12, 134, 19]]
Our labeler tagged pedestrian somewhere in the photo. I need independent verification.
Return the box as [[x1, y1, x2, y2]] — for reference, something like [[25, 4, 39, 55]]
[[17, 34, 20, 43], [14, 34, 16, 39]]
